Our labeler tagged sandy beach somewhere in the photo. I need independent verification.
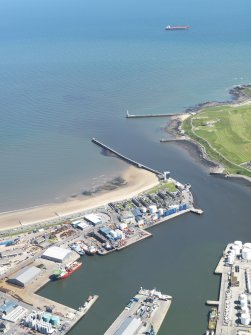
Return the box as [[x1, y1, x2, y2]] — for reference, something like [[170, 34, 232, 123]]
[[0, 166, 159, 231]]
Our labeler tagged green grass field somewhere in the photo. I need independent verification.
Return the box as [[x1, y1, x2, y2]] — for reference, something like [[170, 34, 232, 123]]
[[182, 103, 251, 177], [145, 181, 177, 195], [243, 87, 251, 98]]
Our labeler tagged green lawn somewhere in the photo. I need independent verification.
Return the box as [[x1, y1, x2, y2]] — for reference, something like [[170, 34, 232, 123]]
[[145, 181, 177, 195], [243, 87, 251, 98], [182, 104, 251, 177]]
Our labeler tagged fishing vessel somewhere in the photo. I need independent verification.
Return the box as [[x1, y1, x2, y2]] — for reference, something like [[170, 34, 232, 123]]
[[82, 243, 97, 255], [50, 261, 82, 280], [165, 25, 190, 30], [70, 243, 85, 256], [208, 308, 218, 331]]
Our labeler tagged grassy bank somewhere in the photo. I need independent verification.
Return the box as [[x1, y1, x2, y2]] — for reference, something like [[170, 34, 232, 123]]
[[182, 103, 251, 177]]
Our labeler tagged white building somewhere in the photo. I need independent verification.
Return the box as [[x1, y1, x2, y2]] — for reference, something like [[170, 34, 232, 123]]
[[42, 246, 72, 263], [84, 214, 102, 225]]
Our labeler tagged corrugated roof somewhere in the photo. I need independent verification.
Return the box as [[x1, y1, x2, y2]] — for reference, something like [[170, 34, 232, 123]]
[[42, 246, 71, 261], [84, 214, 102, 224], [9, 266, 41, 285], [115, 317, 141, 335]]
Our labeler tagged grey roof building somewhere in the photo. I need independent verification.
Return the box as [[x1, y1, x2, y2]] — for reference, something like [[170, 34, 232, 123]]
[[42, 246, 72, 263], [7, 266, 41, 287]]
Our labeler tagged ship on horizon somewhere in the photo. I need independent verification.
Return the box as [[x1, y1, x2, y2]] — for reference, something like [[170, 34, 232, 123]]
[[165, 25, 190, 31]]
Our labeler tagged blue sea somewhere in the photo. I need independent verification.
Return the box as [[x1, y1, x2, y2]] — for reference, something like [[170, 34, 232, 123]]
[[0, 0, 251, 211], [2, 2, 251, 334]]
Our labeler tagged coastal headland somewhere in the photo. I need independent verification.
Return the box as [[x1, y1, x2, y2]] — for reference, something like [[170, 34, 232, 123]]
[[164, 84, 251, 182], [0, 166, 159, 231]]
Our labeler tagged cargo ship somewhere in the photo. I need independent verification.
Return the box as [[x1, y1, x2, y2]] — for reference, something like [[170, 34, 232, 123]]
[[165, 25, 190, 30], [50, 261, 82, 280]]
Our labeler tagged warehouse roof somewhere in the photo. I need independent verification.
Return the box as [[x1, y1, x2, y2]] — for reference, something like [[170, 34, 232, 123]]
[[42, 246, 71, 261], [8, 266, 41, 286], [115, 317, 141, 335], [84, 214, 102, 225]]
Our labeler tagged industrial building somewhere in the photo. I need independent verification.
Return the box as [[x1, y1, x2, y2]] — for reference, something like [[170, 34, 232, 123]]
[[7, 266, 41, 287], [119, 211, 135, 224], [99, 227, 124, 242], [114, 317, 141, 335], [42, 246, 72, 263], [76, 221, 89, 230], [84, 214, 102, 225], [0, 299, 28, 323], [24, 311, 60, 334]]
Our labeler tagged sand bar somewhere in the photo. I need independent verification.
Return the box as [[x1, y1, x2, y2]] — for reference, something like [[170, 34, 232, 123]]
[[0, 166, 159, 231]]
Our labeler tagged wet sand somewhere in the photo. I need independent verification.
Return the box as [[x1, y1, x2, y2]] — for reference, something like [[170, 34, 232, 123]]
[[0, 166, 159, 231]]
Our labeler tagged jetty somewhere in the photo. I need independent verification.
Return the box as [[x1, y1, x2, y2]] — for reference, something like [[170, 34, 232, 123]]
[[92, 138, 162, 175], [206, 241, 251, 335], [104, 288, 172, 335], [190, 208, 204, 215], [126, 110, 182, 119]]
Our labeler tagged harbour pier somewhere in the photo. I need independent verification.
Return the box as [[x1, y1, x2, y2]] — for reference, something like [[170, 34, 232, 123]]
[[0, 254, 98, 335], [207, 241, 251, 335], [91, 138, 162, 176], [126, 110, 183, 118], [104, 288, 172, 335]]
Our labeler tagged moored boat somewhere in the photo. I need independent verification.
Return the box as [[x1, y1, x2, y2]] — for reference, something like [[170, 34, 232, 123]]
[[70, 243, 85, 256], [82, 243, 97, 255], [50, 261, 82, 280]]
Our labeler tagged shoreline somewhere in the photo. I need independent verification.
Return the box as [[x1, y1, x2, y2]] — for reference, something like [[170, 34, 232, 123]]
[[165, 84, 251, 185], [0, 166, 159, 231]]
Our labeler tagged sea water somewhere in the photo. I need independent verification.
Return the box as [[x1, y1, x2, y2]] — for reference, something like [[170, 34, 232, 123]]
[[0, 0, 251, 210], [1, 0, 251, 333]]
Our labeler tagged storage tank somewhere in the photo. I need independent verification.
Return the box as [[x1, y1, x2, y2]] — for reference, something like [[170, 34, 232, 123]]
[[242, 248, 251, 260], [232, 244, 240, 255], [149, 205, 157, 214], [228, 255, 235, 265], [241, 306, 249, 314], [42, 313, 51, 323], [234, 241, 242, 247], [244, 243, 251, 249], [158, 208, 164, 216], [141, 207, 147, 213], [230, 248, 236, 255], [50, 316, 60, 326], [241, 313, 250, 325], [241, 300, 248, 308], [240, 293, 248, 301]]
